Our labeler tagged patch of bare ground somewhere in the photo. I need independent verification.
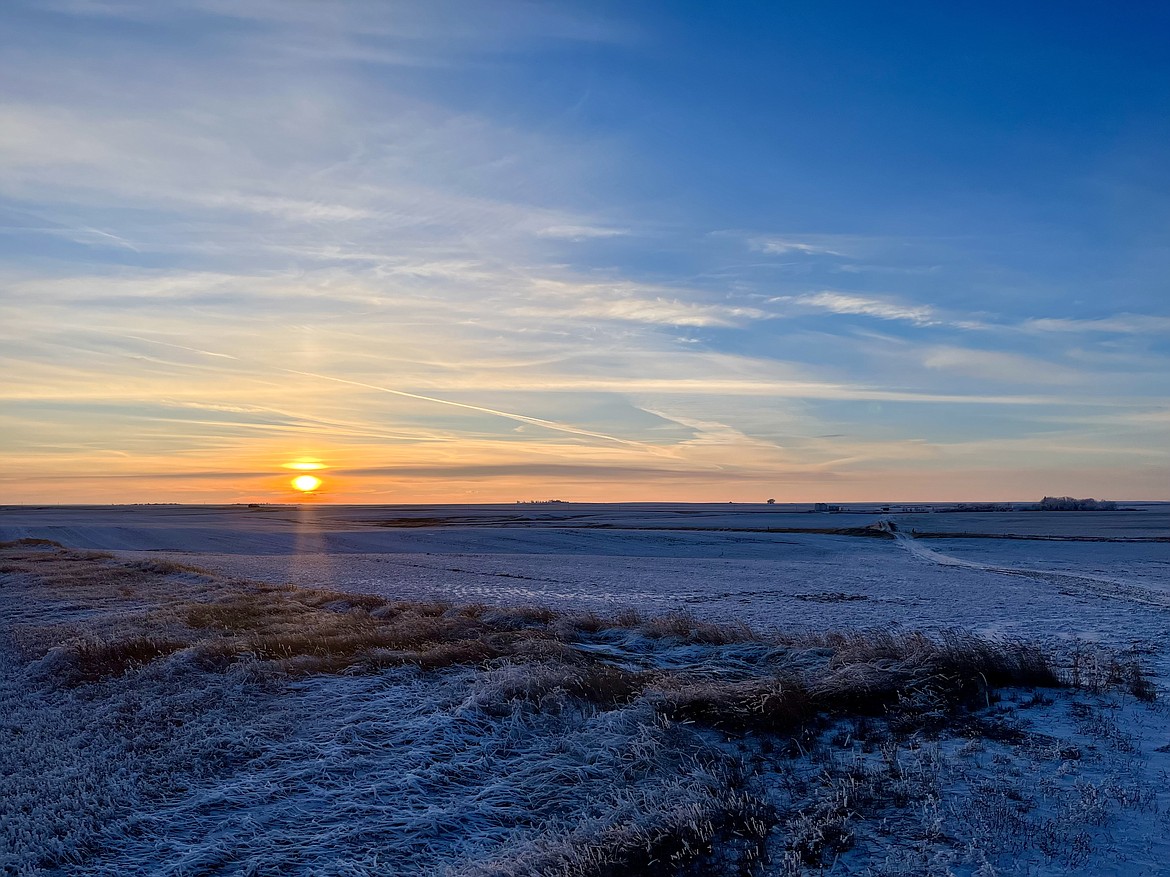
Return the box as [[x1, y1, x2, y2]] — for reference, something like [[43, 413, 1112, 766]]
[[2, 542, 1160, 876]]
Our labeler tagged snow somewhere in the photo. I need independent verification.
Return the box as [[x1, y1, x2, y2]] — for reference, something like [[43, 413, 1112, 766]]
[[7, 502, 1156, 670], [3, 502, 1169, 875]]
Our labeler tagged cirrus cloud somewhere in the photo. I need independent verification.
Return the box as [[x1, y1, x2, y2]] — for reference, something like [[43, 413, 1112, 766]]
[[784, 291, 936, 326]]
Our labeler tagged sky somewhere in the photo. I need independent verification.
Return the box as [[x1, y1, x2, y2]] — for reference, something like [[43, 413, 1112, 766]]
[[2, 0, 1169, 504]]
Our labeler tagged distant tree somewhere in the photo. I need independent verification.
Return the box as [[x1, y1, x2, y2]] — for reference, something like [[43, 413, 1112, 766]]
[[766, 498, 776, 504], [1036, 496, 1117, 511]]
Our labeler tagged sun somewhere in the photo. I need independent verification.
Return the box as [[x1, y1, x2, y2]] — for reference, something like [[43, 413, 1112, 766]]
[[291, 474, 323, 493], [283, 458, 326, 494]]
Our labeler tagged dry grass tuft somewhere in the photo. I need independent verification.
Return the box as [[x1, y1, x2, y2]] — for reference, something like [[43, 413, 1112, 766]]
[[652, 631, 1066, 734], [555, 611, 607, 635], [486, 777, 773, 877], [0, 544, 195, 597], [7, 544, 1148, 727], [613, 607, 643, 627], [656, 676, 814, 731], [123, 558, 208, 576], [640, 612, 757, 645], [0, 537, 64, 549], [567, 663, 652, 707], [1067, 643, 1157, 701], [170, 589, 763, 681], [66, 635, 191, 682], [174, 586, 604, 677], [183, 589, 503, 674], [479, 605, 559, 628], [794, 630, 1059, 713]]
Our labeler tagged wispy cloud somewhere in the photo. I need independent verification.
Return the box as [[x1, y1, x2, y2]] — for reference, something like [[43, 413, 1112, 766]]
[[1022, 314, 1170, 335], [535, 224, 628, 241], [922, 347, 1083, 385], [339, 463, 754, 481], [523, 281, 769, 327], [786, 291, 936, 325], [2, 1, 1167, 502], [751, 237, 847, 257], [35, 0, 635, 59]]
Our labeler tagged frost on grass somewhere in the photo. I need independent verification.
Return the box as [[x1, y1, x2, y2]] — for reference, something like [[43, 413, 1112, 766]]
[[0, 645, 282, 875], [1, 541, 1162, 876]]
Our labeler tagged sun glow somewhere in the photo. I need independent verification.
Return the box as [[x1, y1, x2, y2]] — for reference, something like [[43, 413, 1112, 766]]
[[283, 459, 326, 471], [291, 474, 323, 493]]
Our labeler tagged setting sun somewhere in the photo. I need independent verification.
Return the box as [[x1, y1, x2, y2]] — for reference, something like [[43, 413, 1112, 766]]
[[291, 474, 322, 493]]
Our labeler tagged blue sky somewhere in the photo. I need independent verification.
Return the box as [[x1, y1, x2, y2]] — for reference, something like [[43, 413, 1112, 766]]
[[2, 0, 1168, 502]]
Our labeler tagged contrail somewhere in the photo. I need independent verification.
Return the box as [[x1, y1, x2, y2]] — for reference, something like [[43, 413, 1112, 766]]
[[114, 333, 654, 451], [279, 367, 655, 450], [119, 335, 240, 359], [76, 226, 141, 253]]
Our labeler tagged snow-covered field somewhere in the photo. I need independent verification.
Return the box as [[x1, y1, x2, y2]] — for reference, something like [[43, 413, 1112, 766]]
[[5, 502, 1166, 667], [3, 503, 1169, 875]]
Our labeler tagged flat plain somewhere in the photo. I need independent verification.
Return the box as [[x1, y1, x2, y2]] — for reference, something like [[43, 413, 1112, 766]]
[[5, 502, 1168, 661], [3, 503, 1169, 876]]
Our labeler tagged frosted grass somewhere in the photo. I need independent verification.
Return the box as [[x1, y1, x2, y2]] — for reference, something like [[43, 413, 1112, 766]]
[[0, 652, 280, 876], [4, 539, 1166, 876], [7, 656, 751, 876]]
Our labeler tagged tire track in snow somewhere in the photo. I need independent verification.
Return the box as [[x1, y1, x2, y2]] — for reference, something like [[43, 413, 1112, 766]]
[[885, 523, 1170, 611]]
